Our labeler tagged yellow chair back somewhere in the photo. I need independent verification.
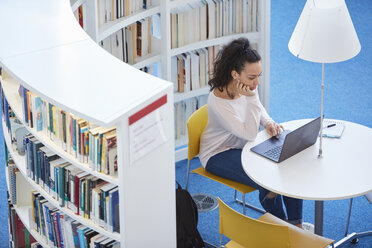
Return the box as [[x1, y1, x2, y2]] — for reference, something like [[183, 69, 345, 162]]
[[187, 105, 208, 160], [218, 198, 291, 248]]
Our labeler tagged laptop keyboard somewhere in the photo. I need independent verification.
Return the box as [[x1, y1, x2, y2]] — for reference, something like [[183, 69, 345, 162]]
[[264, 145, 283, 160]]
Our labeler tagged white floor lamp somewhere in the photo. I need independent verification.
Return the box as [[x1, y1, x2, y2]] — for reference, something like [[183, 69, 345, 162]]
[[288, 0, 361, 158]]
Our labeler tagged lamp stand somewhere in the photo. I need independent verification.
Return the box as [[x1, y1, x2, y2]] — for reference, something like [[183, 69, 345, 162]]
[[318, 63, 325, 158]]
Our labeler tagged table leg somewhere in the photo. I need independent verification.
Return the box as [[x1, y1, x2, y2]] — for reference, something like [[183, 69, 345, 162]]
[[315, 200, 324, 236]]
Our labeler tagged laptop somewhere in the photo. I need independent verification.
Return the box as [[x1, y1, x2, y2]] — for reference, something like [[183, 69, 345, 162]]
[[250, 117, 321, 163]]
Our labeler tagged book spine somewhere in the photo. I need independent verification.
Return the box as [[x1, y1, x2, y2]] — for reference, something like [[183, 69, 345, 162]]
[[77, 228, 87, 248], [74, 176, 80, 215], [56, 212, 64, 248], [43, 205, 54, 245], [59, 166, 65, 207], [53, 212, 62, 248]]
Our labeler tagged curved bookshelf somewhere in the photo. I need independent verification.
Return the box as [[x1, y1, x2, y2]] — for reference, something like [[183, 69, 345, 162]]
[[3, 123, 121, 241], [1, 77, 119, 185], [98, 6, 161, 42], [170, 32, 260, 57]]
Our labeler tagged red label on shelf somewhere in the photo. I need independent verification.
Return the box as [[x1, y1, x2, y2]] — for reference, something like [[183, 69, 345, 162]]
[[129, 95, 167, 125]]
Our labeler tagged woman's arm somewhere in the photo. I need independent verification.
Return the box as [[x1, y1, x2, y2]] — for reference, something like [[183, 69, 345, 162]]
[[258, 100, 283, 137]]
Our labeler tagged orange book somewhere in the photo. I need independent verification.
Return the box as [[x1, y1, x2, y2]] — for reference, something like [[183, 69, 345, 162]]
[[78, 6, 84, 28], [177, 56, 185, 93], [130, 23, 137, 60], [148, 17, 152, 54]]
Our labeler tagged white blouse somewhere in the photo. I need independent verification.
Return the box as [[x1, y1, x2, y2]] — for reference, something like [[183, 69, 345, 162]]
[[199, 90, 272, 167]]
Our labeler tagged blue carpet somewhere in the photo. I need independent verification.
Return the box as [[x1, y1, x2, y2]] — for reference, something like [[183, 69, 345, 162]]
[[177, 0, 372, 247], [1, 0, 371, 247]]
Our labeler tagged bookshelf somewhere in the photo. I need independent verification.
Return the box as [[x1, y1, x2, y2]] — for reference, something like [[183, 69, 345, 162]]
[[74, 0, 271, 161], [0, 0, 176, 247]]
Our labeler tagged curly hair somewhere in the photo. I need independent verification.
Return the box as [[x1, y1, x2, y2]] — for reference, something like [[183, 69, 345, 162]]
[[208, 38, 261, 98]]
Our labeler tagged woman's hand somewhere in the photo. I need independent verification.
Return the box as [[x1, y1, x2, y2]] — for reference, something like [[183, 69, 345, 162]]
[[266, 121, 284, 138], [236, 80, 256, 96]]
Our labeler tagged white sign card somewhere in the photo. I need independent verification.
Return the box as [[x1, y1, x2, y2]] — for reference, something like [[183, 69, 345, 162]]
[[129, 95, 168, 165]]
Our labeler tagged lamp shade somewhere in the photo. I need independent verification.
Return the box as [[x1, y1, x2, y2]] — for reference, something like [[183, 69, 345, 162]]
[[288, 0, 361, 63]]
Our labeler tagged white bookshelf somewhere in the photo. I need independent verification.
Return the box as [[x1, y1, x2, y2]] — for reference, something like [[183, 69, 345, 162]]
[[0, 0, 176, 247], [170, 32, 260, 57], [174, 86, 210, 103], [76, 0, 271, 161], [3, 124, 121, 241]]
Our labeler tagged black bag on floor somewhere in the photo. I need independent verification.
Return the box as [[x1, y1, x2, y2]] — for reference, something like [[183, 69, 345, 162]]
[[176, 182, 204, 248]]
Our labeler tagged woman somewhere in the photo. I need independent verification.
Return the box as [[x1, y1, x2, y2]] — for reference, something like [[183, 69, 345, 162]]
[[199, 38, 303, 227]]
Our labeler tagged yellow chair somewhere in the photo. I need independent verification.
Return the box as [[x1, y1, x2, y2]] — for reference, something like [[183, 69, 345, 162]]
[[185, 105, 264, 215], [218, 198, 335, 248]]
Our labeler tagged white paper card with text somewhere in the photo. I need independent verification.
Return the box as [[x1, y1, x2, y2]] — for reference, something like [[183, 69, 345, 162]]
[[129, 95, 168, 165]]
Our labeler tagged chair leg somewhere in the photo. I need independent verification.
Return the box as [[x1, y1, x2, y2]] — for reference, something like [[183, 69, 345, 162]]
[[345, 198, 353, 237], [203, 240, 219, 248], [234, 192, 265, 214], [186, 160, 191, 191], [242, 194, 246, 215]]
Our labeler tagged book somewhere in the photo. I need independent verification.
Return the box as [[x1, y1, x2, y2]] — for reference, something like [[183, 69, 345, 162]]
[[24, 226, 37, 248], [109, 187, 120, 233], [56, 212, 65, 248], [70, 220, 81, 248], [190, 51, 200, 91], [322, 120, 345, 138], [111, 29, 124, 61], [89, 234, 104, 248], [100, 184, 117, 229], [42, 202, 56, 246], [62, 217, 75, 248], [103, 129, 117, 176], [77, 225, 89, 248], [177, 55, 185, 93], [11, 207, 26, 247]]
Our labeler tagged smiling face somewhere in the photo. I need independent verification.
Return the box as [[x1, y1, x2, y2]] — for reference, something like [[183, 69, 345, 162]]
[[232, 61, 262, 91]]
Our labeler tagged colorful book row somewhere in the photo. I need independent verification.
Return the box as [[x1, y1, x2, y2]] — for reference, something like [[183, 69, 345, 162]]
[[99, 16, 152, 65], [15, 85, 118, 177], [97, 0, 159, 28], [172, 45, 221, 93], [16, 143, 121, 233], [31, 191, 119, 248], [171, 0, 258, 49]]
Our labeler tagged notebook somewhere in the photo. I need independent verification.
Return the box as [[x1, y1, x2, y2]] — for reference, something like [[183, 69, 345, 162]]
[[322, 120, 345, 138], [250, 117, 321, 163]]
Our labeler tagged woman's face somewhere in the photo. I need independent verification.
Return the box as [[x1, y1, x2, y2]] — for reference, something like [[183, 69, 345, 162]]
[[237, 61, 262, 91]]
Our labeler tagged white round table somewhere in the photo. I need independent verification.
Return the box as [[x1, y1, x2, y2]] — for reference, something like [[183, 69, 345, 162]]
[[241, 119, 372, 235]]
